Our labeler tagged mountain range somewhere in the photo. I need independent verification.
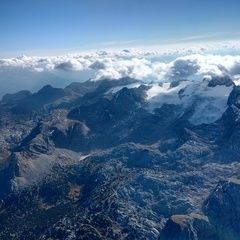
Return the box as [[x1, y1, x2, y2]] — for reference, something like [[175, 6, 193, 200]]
[[0, 76, 240, 240]]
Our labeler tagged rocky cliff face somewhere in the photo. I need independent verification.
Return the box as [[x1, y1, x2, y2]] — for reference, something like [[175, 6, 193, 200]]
[[203, 178, 240, 240], [0, 77, 240, 239]]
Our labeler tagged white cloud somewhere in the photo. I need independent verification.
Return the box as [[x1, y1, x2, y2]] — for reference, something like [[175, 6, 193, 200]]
[[1, 41, 240, 85], [91, 54, 240, 82]]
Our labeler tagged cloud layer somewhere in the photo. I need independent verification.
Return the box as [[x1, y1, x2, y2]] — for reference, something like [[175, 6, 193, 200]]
[[1, 41, 240, 87]]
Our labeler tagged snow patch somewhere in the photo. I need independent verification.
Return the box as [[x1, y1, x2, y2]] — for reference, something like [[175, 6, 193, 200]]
[[146, 81, 191, 109], [188, 84, 233, 125], [106, 83, 141, 94]]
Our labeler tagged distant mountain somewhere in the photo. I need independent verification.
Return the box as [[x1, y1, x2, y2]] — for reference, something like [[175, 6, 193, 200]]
[[0, 77, 240, 239]]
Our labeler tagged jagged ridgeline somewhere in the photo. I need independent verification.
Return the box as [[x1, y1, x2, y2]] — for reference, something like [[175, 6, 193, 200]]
[[0, 77, 240, 240]]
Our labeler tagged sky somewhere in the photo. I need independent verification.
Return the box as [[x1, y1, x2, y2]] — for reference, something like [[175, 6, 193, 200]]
[[1, 0, 240, 57]]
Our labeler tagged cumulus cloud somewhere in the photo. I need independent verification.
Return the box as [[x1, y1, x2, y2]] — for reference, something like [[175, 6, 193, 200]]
[[90, 54, 240, 82], [1, 41, 240, 85], [54, 59, 84, 71]]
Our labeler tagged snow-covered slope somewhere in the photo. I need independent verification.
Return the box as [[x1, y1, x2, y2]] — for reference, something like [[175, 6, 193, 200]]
[[146, 78, 234, 125]]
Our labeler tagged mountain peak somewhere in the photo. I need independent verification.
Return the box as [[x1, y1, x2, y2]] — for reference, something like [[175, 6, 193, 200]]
[[208, 76, 234, 87]]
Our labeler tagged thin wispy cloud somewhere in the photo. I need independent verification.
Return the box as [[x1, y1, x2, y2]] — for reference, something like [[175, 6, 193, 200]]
[[99, 40, 137, 47], [178, 32, 240, 42]]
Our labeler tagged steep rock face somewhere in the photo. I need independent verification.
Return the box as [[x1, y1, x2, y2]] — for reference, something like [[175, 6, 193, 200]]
[[203, 178, 240, 240], [228, 85, 240, 108], [160, 179, 240, 240], [50, 120, 91, 151], [213, 85, 240, 162], [160, 214, 218, 240], [0, 155, 18, 198], [208, 76, 234, 88]]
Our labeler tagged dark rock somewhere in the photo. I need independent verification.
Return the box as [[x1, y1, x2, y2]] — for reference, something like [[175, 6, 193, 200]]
[[228, 85, 240, 108], [208, 76, 234, 88], [1, 90, 31, 104], [11, 85, 66, 114], [203, 178, 240, 240], [161, 214, 218, 240]]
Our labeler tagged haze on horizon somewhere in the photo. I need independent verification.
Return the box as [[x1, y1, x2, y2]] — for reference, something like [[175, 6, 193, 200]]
[[1, 0, 240, 57]]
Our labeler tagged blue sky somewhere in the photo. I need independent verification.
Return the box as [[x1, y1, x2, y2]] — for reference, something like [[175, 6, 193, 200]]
[[1, 0, 240, 57]]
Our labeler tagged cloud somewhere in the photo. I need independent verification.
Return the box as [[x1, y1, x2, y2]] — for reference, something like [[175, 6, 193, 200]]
[[1, 41, 240, 86], [93, 53, 240, 83], [91, 54, 240, 82], [167, 58, 200, 80], [99, 40, 137, 47], [54, 59, 84, 71], [178, 32, 240, 42]]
